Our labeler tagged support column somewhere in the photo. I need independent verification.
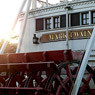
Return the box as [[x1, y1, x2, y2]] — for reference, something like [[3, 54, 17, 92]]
[[43, 18, 46, 30], [59, 16, 61, 28], [66, 0, 69, 49], [71, 27, 95, 95], [46, 0, 48, 6], [16, 0, 32, 53], [89, 11, 91, 25], [51, 17, 53, 29], [0, 0, 26, 54], [32, 0, 37, 9], [69, 14, 71, 27], [80, 12, 82, 26]]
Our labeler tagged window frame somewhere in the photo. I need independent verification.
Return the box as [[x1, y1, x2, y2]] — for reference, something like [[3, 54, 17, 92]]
[[36, 18, 43, 31], [45, 18, 51, 30], [82, 12, 89, 25], [71, 13, 80, 26], [60, 15, 66, 28], [92, 11, 95, 24], [54, 16, 60, 28]]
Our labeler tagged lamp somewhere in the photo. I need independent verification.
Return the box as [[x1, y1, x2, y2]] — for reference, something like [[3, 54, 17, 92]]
[[65, 6, 72, 10], [33, 34, 39, 44]]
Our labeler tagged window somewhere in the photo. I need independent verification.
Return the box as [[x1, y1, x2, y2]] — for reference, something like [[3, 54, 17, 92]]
[[60, 15, 66, 27], [36, 18, 43, 31], [54, 17, 60, 28], [82, 12, 89, 25], [45, 18, 51, 29], [71, 13, 80, 26], [92, 11, 95, 24]]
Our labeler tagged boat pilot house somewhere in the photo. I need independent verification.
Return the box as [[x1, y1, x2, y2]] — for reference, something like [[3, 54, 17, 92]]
[[19, 0, 95, 53]]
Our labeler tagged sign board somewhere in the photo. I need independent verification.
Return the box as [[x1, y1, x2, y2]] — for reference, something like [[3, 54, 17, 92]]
[[40, 29, 93, 43]]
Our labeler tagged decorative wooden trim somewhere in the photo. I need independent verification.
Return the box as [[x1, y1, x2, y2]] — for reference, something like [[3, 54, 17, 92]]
[[29, 0, 95, 15]]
